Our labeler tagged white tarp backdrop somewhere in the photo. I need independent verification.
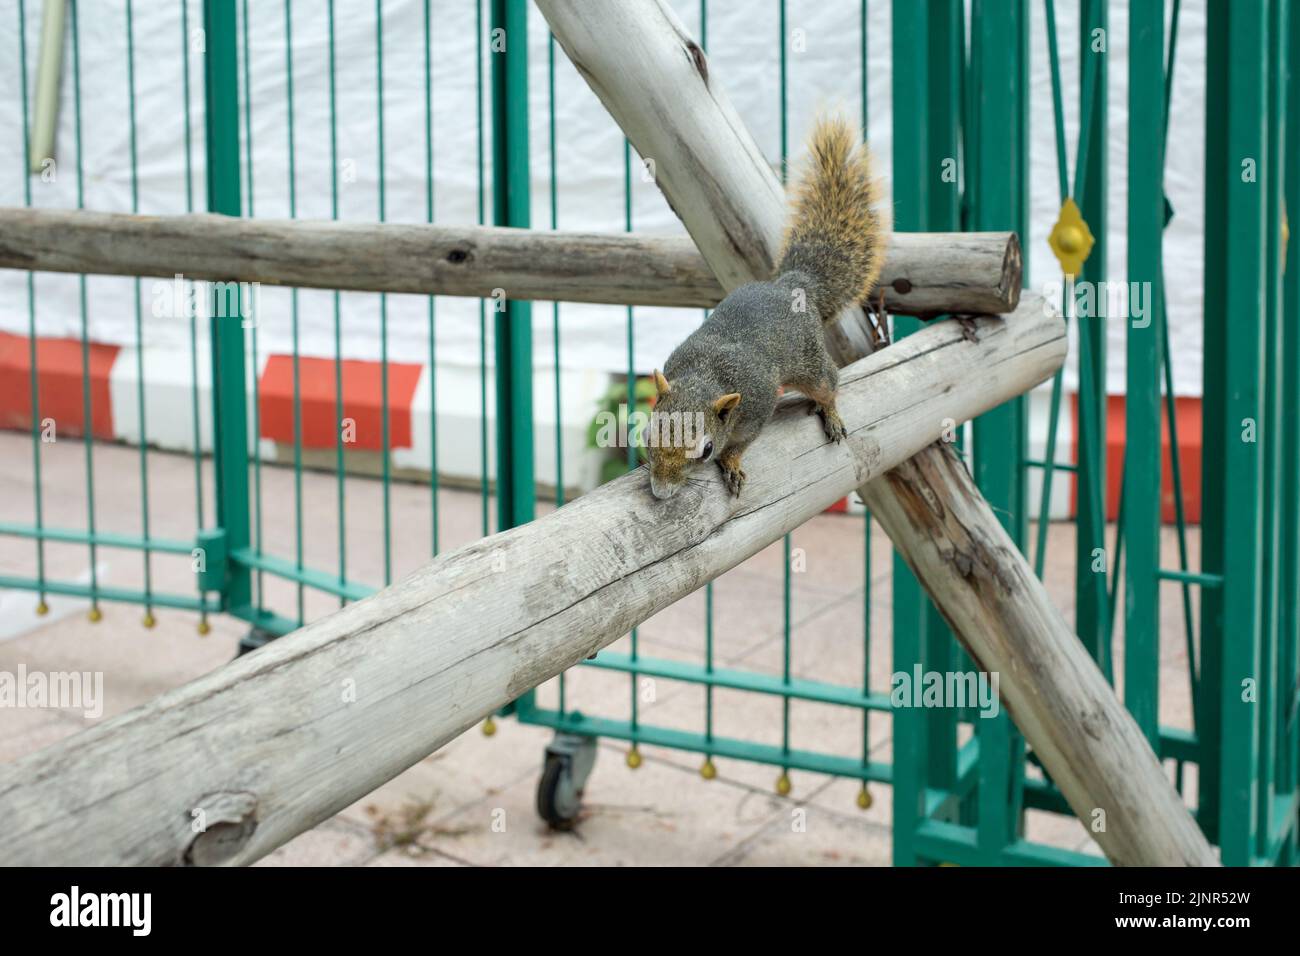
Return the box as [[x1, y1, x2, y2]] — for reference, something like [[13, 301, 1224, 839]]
[[1, 0, 1206, 396]]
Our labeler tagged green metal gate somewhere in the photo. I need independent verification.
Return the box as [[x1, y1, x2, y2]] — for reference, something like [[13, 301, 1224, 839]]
[[2, 0, 1296, 866]]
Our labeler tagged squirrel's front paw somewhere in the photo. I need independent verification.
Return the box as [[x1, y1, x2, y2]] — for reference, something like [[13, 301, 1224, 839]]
[[817, 406, 847, 444], [718, 458, 746, 497]]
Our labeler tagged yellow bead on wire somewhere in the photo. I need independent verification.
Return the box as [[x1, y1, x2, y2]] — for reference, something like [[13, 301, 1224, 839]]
[[1047, 197, 1095, 279]]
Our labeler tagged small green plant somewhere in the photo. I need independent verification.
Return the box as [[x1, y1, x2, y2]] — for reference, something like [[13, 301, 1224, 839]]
[[587, 376, 656, 485]]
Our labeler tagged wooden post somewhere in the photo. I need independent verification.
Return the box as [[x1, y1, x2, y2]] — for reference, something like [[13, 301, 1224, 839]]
[[535, 0, 1217, 866], [0, 299, 1062, 865], [0, 206, 1019, 316]]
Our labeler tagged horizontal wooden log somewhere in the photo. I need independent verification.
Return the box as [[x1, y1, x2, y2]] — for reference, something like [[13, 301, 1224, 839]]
[[538, 0, 1217, 866], [0, 206, 1019, 316], [0, 297, 1063, 866]]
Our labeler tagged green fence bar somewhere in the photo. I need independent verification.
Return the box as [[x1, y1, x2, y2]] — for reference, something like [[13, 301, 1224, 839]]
[[181, 0, 211, 633], [1256, 0, 1287, 861], [1202, 0, 1269, 865], [889, 0, 964, 863], [203, 0, 252, 619], [240, 0, 264, 620], [16, 0, 48, 614], [489, 0, 535, 721], [68, 0, 103, 620], [1076, 0, 1109, 660], [1281, 0, 1300, 866], [968, 0, 1029, 857], [1124, 0, 1164, 747], [283, 0, 306, 625], [490, 0, 535, 532]]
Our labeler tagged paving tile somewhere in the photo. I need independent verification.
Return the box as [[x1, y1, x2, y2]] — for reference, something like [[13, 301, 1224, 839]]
[[726, 800, 893, 866], [255, 819, 375, 867]]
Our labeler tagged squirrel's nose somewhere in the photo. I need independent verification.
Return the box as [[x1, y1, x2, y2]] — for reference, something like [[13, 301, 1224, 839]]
[[649, 475, 678, 500]]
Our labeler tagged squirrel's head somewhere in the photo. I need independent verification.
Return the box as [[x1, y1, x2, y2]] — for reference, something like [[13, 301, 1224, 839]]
[[644, 369, 741, 500]]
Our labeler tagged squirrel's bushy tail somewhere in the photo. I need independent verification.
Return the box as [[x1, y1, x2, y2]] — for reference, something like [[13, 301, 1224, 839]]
[[777, 115, 888, 320]]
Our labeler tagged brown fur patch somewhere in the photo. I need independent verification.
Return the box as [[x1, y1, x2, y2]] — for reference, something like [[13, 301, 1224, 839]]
[[778, 115, 888, 317]]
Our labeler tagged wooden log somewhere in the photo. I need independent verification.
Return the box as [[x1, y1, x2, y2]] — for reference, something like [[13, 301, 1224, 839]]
[[537, 0, 1217, 867], [0, 206, 1019, 316], [0, 298, 1063, 866]]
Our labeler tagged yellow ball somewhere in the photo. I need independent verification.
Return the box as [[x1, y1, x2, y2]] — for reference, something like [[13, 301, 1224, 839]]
[[1056, 226, 1084, 255], [35, 601, 49, 616], [142, 613, 156, 629], [482, 717, 497, 737], [700, 759, 717, 780], [856, 785, 873, 810], [197, 619, 211, 636], [775, 773, 792, 796], [626, 747, 642, 769], [88, 607, 102, 623]]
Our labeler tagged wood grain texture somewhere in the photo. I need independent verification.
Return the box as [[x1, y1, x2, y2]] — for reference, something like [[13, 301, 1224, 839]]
[[537, 0, 1216, 866], [0, 206, 1018, 316], [0, 298, 1062, 866]]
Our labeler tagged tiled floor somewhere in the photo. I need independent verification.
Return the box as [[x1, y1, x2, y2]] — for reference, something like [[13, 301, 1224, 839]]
[[0, 432, 1198, 865]]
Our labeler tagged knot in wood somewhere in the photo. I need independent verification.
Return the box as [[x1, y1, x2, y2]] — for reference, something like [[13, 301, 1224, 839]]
[[184, 790, 258, 866]]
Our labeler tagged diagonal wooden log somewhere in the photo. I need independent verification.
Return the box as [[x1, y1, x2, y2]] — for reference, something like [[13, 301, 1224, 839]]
[[536, 0, 1217, 866], [0, 298, 1061, 866], [0, 206, 1018, 316]]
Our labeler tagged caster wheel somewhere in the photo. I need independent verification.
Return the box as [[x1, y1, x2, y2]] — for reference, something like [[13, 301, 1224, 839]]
[[235, 627, 276, 659], [535, 732, 598, 831], [537, 755, 582, 830]]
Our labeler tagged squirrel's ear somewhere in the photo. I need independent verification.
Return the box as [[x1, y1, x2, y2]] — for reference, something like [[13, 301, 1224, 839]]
[[653, 369, 671, 396], [712, 392, 742, 421]]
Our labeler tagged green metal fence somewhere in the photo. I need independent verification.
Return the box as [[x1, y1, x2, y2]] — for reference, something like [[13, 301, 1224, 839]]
[[2, 0, 1296, 866]]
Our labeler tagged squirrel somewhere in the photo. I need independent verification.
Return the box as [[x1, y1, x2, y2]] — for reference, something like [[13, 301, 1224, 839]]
[[646, 114, 888, 500]]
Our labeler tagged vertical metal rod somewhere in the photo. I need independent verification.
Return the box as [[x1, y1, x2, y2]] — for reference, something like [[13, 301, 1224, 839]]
[[376, 0, 392, 586], [182, 0, 210, 632], [1076, 0, 1109, 662], [239, 0, 262, 618], [490, 0, 535, 721], [327, 0, 347, 606], [1255, 0, 1288, 859], [547, 27, 565, 717], [284, 0, 305, 626], [203, 0, 250, 618], [1125, 0, 1165, 747], [969, 0, 1030, 856], [490, 0, 535, 532], [1201, 0, 1269, 864], [890, 0, 965, 861], [17, 0, 48, 614], [68, 0, 101, 620], [1279, 0, 1300, 865], [779, 0, 791, 783]]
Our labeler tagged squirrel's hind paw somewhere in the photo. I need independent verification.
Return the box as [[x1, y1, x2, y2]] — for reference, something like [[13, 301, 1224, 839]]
[[817, 406, 848, 444]]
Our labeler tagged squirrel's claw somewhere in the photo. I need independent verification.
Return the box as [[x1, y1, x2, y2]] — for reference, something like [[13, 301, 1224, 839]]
[[718, 459, 746, 497], [816, 405, 848, 444]]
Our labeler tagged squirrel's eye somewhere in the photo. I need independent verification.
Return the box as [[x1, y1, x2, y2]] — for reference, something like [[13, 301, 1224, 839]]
[[701, 440, 714, 461]]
